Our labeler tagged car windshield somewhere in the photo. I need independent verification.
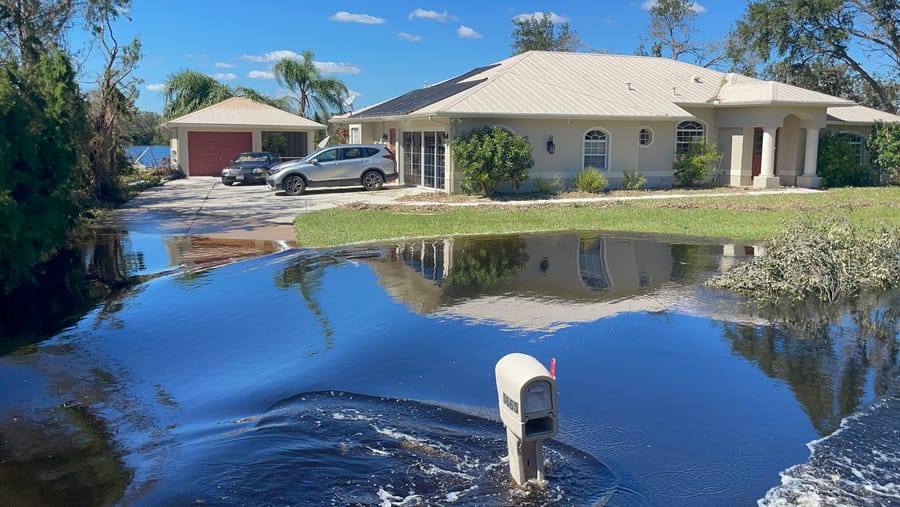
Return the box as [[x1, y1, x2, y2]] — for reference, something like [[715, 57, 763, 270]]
[[235, 153, 268, 162]]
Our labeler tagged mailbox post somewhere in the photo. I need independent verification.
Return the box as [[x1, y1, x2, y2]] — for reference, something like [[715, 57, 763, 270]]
[[495, 353, 558, 486]]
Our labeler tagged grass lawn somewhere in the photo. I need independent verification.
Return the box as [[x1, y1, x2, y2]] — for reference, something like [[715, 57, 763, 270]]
[[293, 187, 900, 247]]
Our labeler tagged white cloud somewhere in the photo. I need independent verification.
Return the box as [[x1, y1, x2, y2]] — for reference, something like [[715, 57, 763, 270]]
[[242, 51, 360, 76], [315, 61, 361, 75], [329, 11, 385, 24], [146, 83, 165, 92], [215, 62, 235, 68], [210, 72, 237, 81], [512, 11, 569, 23], [457, 25, 482, 39], [397, 32, 422, 42], [242, 50, 300, 63], [408, 9, 457, 22], [641, 1, 706, 13]]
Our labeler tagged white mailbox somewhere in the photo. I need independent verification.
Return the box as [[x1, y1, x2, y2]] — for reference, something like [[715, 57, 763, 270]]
[[495, 353, 558, 485]]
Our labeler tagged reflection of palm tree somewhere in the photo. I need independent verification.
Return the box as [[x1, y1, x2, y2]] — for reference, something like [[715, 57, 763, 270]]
[[274, 254, 340, 356]]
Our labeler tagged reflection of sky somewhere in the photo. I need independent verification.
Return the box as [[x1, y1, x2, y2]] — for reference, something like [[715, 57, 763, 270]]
[[123, 231, 177, 276]]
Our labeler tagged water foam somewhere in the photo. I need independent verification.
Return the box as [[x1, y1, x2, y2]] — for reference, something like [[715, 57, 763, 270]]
[[759, 379, 900, 506]]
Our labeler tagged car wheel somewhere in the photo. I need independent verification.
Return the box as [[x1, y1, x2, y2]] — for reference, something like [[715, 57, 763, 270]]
[[222, 180, 234, 186], [362, 170, 384, 191], [283, 175, 306, 196]]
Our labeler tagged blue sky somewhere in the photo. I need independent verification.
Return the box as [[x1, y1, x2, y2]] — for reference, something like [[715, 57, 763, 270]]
[[96, 1, 750, 114]]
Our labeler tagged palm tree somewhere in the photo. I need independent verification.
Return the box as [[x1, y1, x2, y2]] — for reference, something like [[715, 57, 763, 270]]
[[272, 50, 349, 119], [162, 70, 233, 120], [233, 86, 293, 112], [162, 70, 290, 120]]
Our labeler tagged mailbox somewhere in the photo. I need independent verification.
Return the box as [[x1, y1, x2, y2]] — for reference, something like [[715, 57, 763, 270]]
[[495, 353, 558, 485]]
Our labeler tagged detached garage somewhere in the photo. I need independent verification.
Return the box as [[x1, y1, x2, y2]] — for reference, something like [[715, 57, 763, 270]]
[[165, 97, 325, 177]]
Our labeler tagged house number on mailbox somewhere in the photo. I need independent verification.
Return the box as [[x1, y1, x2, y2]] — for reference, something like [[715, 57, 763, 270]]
[[503, 392, 519, 415]]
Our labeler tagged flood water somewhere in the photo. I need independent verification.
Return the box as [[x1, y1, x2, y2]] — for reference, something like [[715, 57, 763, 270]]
[[0, 230, 897, 506]]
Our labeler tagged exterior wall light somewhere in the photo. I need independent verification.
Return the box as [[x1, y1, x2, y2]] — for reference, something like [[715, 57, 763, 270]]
[[546, 135, 555, 155]]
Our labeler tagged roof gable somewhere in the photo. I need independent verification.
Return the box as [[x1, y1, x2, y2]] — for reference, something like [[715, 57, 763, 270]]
[[166, 97, 324, 129]]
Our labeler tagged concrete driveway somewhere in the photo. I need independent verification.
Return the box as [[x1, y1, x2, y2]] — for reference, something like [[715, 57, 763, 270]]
[[103, 177, 428, 242]]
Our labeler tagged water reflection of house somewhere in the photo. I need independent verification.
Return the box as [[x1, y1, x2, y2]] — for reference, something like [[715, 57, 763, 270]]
[[366, 234, 687, 332], [163, 237, 283, 269]]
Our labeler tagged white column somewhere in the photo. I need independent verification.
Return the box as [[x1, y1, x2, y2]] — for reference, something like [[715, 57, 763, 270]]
[[803, 128, 819, 176], [753, 127, 781, 188], [760, 127, 777, 177], [797, 127, 823, 188]]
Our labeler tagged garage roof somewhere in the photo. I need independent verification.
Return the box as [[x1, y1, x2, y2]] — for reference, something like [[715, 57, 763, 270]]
[[165, 97, 325, 130]]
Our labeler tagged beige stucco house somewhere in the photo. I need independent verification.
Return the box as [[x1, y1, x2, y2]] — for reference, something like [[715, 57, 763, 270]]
[[165, 97, 324, 177], [335, 51, 900, 193]]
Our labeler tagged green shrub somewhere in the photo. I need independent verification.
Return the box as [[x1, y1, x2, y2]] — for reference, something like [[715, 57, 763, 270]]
[[532, 176, 561, 195], [451, 126, 534, 196], [673, 140, 720, 187], [707, 214, 900, 305], [573, 166, 608, 193], [868, 121, 900, 185], [817, 131, 877, 188], [620, 168, 647, 190]]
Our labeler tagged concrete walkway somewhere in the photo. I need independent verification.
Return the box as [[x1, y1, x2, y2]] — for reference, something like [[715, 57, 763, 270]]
[[102, 177, 822, 242]]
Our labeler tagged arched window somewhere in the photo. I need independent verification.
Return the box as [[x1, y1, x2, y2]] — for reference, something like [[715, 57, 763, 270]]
[[676, 120, 705, 153], [583, 129, 609, 169], [839, 132, 866, 162]]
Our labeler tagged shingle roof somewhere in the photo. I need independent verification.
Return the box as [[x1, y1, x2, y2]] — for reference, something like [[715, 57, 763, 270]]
[[349, 51, 856, 121], [352, 64, 498, 118], [166, 97, 324, 129]]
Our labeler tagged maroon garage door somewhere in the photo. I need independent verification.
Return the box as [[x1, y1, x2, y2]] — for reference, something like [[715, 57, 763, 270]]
[[188, 131, 252, 176]]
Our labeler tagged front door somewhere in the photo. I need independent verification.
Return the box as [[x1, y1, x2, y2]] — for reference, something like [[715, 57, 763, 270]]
[[751, 128, 780, 177]]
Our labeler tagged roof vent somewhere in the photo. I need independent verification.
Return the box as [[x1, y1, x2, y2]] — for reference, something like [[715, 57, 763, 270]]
[[692, 75, 702, 83]]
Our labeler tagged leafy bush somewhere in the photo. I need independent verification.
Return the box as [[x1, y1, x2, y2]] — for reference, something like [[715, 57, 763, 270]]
[[451, 127, 534, 196], [573, 166, 608, 193], [443, 237, 529, 294], [707, 214, 900, 305], [817, 131, 877, 188], [532, 176, 562, 195], [620, 168, 647, 190], [673, 140, 720, 187], [868, 121, 900, 185]]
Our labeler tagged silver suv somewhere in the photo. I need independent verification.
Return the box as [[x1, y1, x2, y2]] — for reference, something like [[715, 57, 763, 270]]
[[266, 144, 397, 196]]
